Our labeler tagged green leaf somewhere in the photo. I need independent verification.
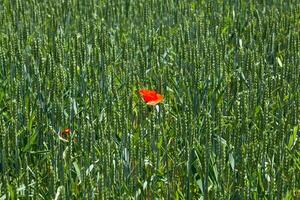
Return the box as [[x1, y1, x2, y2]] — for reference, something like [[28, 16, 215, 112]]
[[7, 183, 15, 200], [276, 57, 283, 68], [23, 131, 37, 152], [288, 126, 299, 150], [85, 164, 94, 176], [229, 153, 235, 171], [73, 161, 82, 184]]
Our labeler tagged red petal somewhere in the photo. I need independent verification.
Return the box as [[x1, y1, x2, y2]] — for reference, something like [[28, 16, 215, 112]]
[[139, 89, 164, 105]]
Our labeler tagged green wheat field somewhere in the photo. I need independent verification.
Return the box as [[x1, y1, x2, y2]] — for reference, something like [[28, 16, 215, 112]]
[[0, 0, 299, 199]]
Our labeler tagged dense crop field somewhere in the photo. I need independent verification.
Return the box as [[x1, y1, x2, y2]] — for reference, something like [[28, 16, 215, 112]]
[[0, 0, 299, 199]]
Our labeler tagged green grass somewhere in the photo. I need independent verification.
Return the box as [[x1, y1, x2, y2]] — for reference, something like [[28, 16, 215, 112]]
[[0, 0, 299, 199]]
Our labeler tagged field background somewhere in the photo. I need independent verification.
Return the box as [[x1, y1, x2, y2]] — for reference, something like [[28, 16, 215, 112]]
[[0, 0, 299, 199]]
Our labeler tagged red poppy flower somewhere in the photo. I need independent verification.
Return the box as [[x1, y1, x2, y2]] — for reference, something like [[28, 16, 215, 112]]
[[139, 89, 164, 106], [60, 128, 76, 142], [61, 128, 71, 138]]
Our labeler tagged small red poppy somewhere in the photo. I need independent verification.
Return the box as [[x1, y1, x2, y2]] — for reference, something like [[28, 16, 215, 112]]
[[60, 128, 76, 142], [61, 128, 71, 138], [139, 89, 164, 106]]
